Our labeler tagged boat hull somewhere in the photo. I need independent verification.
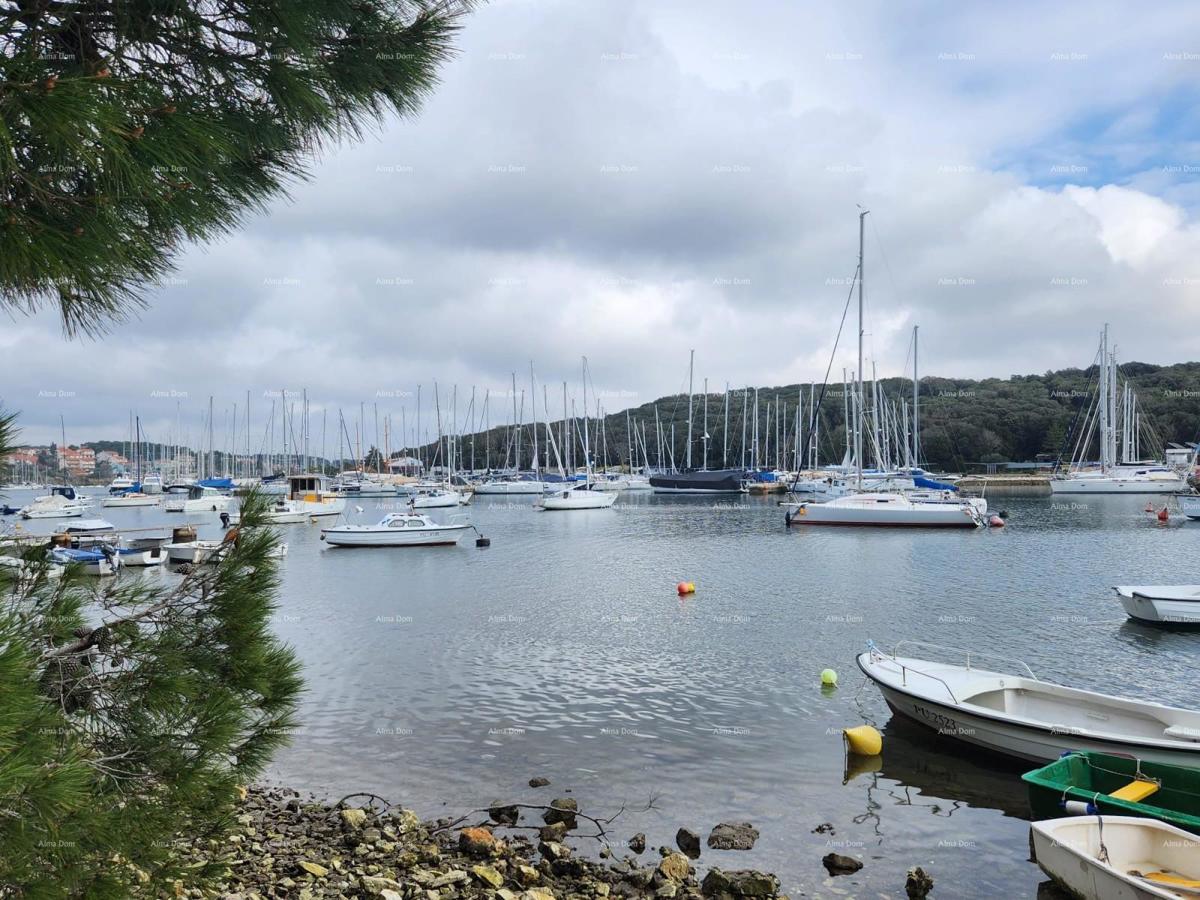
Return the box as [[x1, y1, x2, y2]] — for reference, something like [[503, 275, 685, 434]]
[[1178, 493, 1200, 519], [1031, 816, 1200, 900], [857, 652, 1200, 766], [164, 541, 224, 563], [1115, 585, 1200, 627], [1051, 477, 1184, 494], [117, 547, 165, 567], [320, 526, 470, 547], [472, 481, 545, 495], [101, 494, 160, 507], [536, 491, 618, 510], [649, 470, 746, 493], [787, 494, 985, 527]]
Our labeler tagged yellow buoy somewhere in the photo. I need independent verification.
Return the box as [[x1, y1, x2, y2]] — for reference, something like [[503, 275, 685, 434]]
[[820, 668, 838, 686], [843, 724, 883, 756]]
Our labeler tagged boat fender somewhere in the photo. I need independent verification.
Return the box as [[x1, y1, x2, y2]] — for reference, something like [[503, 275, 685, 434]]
[[821, 668, 838, 686], [843, 725, 882, 756], [676, 581, 696, 595], [1060, 799, 1098, 816], [476, 537, 491, 548]]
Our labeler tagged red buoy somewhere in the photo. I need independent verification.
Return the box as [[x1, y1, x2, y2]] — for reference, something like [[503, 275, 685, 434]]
[[1158, 507, 1170, 522]]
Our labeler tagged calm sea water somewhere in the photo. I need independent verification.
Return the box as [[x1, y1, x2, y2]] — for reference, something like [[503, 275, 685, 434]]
[[9, 488, 1199, 897]]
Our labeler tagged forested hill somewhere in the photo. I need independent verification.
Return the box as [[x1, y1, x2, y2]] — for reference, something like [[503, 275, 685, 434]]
[[441, 362, 1200, 474]]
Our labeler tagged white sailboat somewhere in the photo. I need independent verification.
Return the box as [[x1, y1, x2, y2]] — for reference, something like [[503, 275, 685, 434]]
[[1052, 327, 1185, 495], [20, 487, 90, 519], [783, 212, 987, 528], [164, 485, 231, 513], [535, 359, 618, 510]]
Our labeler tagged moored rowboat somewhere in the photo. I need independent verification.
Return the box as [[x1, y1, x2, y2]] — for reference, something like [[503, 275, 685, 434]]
[[1024, 751, 1200, 835], [1114, 585, 1200, 627], [857, 641, 1200, 765], [1031, 815, 1200, 899]]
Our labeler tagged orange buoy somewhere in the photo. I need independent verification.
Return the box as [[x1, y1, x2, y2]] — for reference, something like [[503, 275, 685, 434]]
[[1158, 507, 1170, 522], [989, 515, 1005, 527], [676, 581, 696, 595], [1145, 502, 1154, 513]]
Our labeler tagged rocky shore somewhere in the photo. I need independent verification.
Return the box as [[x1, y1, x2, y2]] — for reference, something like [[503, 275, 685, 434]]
[[165, 783, 934, 899]]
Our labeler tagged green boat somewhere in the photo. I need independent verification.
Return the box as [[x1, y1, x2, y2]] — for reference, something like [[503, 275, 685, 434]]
[[1023, 750, 1200, 834]]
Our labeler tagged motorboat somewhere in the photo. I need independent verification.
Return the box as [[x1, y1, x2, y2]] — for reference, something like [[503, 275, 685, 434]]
[[1114, 585, 1200, 627], [536, 484, 619, 510], [857, 640, 1200, 765], [409, 489, 470, 509], [20, 487, 90, 519], [101, 488, 160, 507], [164, 485, 232, 513], [321, 513, 473, 547], [106, 475, 136, 494], [284, 474, 346, 518], [140, 473, 164, 494], [649, 469, 747, 493], [164, 540, 226, 564], [50, 546, 119, 576], [223, 500, 310, 526], [116, 544, 165, 567], [1031, 815, 1200, 899], [332, 473, 398, 497], [785, 491, 988, 527]]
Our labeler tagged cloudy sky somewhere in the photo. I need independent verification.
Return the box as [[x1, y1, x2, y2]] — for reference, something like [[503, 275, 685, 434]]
[[5, 0, 1200, 447]]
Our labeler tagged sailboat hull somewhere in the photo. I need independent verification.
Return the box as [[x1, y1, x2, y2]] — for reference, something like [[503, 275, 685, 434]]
[[786, 493, 986, 527], [649, 470, 746, 493]]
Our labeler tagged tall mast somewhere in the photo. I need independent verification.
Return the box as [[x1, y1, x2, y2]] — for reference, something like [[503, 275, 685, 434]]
[[1099, 325, 1110, 471], [529, 363, 539, 478], [685, 349, 694, 470], [722, 383, 730, 469], [702, 376, 709, 470], [856, 209, 868, 488], [912, 325, 919, 468]]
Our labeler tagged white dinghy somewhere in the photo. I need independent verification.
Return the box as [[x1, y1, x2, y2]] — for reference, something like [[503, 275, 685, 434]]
[[164, 540, 226, 564], [1031, 815, 1200, 899], [321, 513, 473, 547], [409, 489, 470, 509], [857, 641, 1200, 765], [1115, 585, 1200, 627]]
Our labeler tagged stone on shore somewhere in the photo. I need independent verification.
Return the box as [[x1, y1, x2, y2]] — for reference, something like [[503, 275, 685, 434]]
[[360, 874, 403, 894], [629, 832, 647, 853], [297, 860, 329, 878], [471, 864, 505, 888], [656, 852, 691, 883], [339, 808, 367, 830], [707, 822, 758, 851], [490, 803, 521, 826], [542, 798, 579, 828], [906, 866, 934, 899], [539, 821, 569, 843], [459, 826, 501, 857], [701, 868, 780, 898], [822, 852, 863, 876], [676, 828, 701, 859], [529, 776, 551, 788], [538, 840, 571, 862]]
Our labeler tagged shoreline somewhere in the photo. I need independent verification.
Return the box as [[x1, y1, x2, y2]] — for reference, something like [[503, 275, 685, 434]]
[[165, 783, 937, 899]]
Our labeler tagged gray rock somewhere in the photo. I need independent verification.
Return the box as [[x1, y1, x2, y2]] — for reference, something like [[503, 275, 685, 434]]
[[529, 776, 551, 788], [701, 868, 779, 898], [490, 804, 520, 826], [628, 833, 646, 854], [676, 828, 701, 860], [906, 866, 934, 899], [543, 798, 578, 829], [822, 853, 863, 876], [707, 823, 758, 851], [538, 840, 571, 862]]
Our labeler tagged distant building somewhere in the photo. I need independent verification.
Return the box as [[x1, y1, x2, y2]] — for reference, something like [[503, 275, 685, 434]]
[[96, 450, 130, 474], [5, 449, 39, 467], [388, 455, 424, 476], [58, 446, 96, 476]]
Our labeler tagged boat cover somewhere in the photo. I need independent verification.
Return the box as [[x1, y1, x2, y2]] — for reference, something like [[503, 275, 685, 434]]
[[914, 475, 958, 492]]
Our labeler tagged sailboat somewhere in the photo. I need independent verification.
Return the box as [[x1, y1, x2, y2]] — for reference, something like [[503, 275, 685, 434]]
[[783, 211, 987, 528], [649, 351, 747, 493], [536, 360, 618, 510], [409, 386, 471, 509], [1052, 327, 1184, 495], [102, 418, 161, 507]]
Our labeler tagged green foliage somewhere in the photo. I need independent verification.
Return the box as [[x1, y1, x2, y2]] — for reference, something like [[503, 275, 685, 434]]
[[0, 408, 302, 896], [0, 0, 471, 334]]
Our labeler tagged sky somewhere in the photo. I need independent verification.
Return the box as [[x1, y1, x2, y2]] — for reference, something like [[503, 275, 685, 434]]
[[5, 0, 1200, 447]]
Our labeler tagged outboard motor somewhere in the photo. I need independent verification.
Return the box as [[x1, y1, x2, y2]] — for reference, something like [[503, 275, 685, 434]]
[[219, 512, 231, 528]]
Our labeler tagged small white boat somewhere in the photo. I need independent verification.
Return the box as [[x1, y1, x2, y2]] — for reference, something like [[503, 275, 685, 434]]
[[858, 641, 1200, 765], [1052, 468, 1186, 494], [116, 545, 165, 567], [785, 491, 987, 527], [140, 473, 164, 495], [1177, 493, 1200, 520], [20, 487, 90, 519], [1114, 585, 1200, 627], [164, 486, 231, 513], [1031, 815, 1200, 899], [164, 540, 226, 563], [536, 486, 619, 510], [321, 513, 472, 547], [101, 491, 160, 508], [223, 500, 310, 525], [410, 489, 470, 509], [472, 478, 546, 495], [106, 475, 137, 494]]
